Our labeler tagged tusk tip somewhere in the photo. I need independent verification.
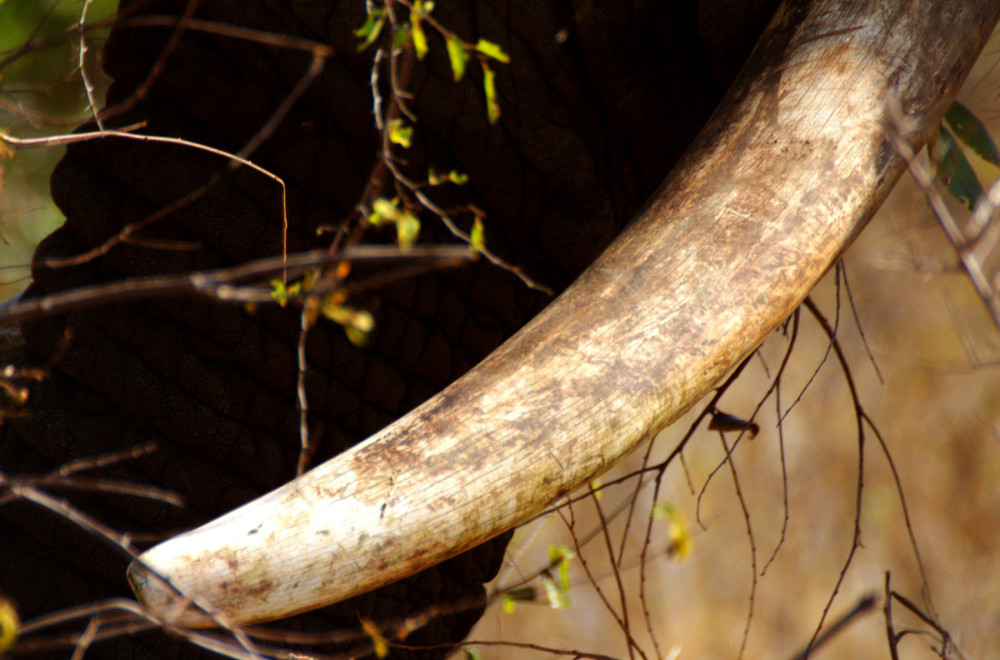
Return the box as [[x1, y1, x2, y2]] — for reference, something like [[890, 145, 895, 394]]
[[127, 560, 214, 627]]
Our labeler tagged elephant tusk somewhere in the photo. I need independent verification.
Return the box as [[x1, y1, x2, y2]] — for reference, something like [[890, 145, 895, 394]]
[[127, 0, 1000, 627]]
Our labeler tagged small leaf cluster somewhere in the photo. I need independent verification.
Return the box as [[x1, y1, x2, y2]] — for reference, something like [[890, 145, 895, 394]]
[[346, 0, 550, 291], [354, 1, 511, 124], [369, 197, 421, 248], [271, 271, 375, 346], [442, 35, 509, 125]]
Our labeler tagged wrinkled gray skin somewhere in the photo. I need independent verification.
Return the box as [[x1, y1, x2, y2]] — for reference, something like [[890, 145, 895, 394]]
[[0, 1, 777, 657]]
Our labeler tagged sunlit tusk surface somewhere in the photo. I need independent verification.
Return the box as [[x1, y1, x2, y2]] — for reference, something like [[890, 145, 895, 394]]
[[128, 0, 1000, 627]]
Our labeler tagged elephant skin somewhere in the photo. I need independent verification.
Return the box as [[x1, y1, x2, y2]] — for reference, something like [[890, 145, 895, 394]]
[[0, 0, 778, 658]]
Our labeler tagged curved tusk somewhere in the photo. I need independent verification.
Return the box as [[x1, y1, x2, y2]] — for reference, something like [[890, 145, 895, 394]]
[[127, 0, 1000, 627]]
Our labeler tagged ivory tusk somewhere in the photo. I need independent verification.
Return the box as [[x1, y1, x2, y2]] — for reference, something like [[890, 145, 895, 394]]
[[127, 0, 1000, 627]]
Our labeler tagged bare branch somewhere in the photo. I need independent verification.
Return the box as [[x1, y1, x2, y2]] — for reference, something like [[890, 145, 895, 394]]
[[0, 244, 475, 326]]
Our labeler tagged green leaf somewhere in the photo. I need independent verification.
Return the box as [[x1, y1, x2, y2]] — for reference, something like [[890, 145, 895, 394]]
[[392, 24, 411, 49], [651, 502, 678, 519], [945, 101, 1000, 166], [270, 280, 289, 306], [270, 279, 303, 307], [469, 217, 485, 252], [460, 647, 481, 660], [930, 126, 984, 210], [446, 35, 469, 82], [410, 14, 428, 59], [482, 64, 500, 124], [475, 38, 510, 63], [388, 118, 413, 148], [353, 8, 386, 52]]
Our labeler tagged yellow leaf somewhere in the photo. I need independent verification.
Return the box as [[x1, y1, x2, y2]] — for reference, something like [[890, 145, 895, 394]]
[[0, 596, 19, 655], [345, 326, 370, 347], [388, 118, 413, 148], [270, 279, 289, 306], [429, 168, 468, 186], [411, 16, 428, 59], [548, 544, 574, 591], [371, 197, 404, 224], [469, 217, 485, 252], [360, 617, 389, 658], [395, 210, 421, 248], [482, 63, 500, 124], [320, 297, 375, 346], [652, 503, 692, 560], [590, 477, 602, 501], [446, 36, 469, 81], [475, 38, 510, 63]]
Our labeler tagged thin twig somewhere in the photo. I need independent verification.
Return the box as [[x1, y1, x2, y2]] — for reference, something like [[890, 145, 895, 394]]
[[788, 594, 878, 660], [76, 0, 103, 130], [0, 244, 475, 326], [717, 429, 757, 660], [799, 296, 867, 656]]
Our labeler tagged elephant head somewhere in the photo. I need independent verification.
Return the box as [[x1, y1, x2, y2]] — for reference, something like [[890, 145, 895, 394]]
[[1, 0, 997, 658]]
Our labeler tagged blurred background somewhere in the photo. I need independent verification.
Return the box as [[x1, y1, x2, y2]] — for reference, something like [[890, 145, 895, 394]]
[[1, 3, 998, 658], [0, 0, 116, 302]]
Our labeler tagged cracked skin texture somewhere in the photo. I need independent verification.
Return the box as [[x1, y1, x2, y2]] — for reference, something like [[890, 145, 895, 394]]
[[0, 0, 776, 657]]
